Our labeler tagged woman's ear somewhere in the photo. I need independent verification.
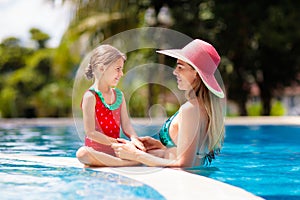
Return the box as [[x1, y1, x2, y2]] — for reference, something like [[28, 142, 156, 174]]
[[194, 71, 198, 78]]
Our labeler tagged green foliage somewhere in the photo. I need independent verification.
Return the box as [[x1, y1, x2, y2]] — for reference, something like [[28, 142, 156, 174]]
[[246, 101, 287, 116], [270, 101, 286, 116], [0, 87, 17, 117], [165, 102, 179, 116], [30, 28, 50, 49], [30, 81, 72, 117], [1, 1, 300, 117], [0, 37, 32, 73], [246, 103, 262, 116], [0, 28, 73, 117], [128, 87, 148, 118]]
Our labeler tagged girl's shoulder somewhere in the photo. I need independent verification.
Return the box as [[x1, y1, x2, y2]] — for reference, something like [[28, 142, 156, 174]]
[[82, 90, 96, 101]]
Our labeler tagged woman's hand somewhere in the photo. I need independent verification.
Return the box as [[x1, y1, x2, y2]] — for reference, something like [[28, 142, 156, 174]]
[[112, 140, 139, 161], [139, 136, 166, 151], [130, 136, 146, 152]]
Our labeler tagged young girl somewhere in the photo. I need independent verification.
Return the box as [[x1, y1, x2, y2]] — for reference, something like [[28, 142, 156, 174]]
[[76, 44, 145, 166]]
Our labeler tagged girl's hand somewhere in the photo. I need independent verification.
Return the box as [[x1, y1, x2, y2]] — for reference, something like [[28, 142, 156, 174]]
[[111, 141, 139, 161]]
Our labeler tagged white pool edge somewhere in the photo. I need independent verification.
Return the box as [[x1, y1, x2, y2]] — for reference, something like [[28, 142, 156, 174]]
[[0, 153, 263, 200]]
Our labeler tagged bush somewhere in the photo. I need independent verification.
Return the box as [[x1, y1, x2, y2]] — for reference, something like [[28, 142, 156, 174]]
[[270, 101, 286, 116]]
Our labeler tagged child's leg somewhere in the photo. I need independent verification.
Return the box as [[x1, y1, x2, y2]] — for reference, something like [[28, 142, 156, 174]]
[[76, 146, 140, 167]]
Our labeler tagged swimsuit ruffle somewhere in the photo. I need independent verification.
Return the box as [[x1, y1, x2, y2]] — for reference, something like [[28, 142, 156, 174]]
[[89, 88, 123, 110]]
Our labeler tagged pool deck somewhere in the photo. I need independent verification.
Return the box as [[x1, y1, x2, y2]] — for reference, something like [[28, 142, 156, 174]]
[[1, 116, 299, 200], [0, 153, 262, 200]]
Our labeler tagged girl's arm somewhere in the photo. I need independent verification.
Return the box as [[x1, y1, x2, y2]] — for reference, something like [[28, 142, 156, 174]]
[[82, 91, 117, 145], [120, 95, 136, 138], [119, 94, 145, 151], [113, 104, 203, 167]]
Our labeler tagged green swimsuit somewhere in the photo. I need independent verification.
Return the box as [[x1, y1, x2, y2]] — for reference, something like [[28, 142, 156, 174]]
[[159, 111, 178, 148], [159, 110, 220, 165]]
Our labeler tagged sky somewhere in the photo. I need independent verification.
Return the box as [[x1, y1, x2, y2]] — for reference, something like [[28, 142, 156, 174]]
[[0, 0, 74, 47]]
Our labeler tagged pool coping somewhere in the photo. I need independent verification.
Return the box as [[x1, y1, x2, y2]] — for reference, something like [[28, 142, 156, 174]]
[[0, 153, 263, 200]]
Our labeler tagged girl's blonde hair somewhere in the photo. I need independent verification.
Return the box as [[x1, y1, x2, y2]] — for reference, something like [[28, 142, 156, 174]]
[[187, 75, 225, 158], [85, 45, 126, 80]]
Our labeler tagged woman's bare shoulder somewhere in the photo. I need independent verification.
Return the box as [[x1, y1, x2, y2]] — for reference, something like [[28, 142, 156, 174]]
[[181, 100, 204, 112], [179, 102, 197, 119], [179, 101, 207, 120]]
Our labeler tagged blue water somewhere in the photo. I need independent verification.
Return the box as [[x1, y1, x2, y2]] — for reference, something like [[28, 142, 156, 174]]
[[1, 124, 300, 199], [0, 125, 165, 200], [1, 159, 164, 200], [187, 125, 300, 200]]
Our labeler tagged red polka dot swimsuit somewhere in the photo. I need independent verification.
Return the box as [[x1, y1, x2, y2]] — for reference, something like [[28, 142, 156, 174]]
[[84, 88, 123, 155]]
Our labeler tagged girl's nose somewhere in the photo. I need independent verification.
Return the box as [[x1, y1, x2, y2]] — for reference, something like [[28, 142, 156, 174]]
[[173, 67, 178, 75]]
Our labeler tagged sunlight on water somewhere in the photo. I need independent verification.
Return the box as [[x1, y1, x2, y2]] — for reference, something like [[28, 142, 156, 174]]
[[1, 124, 300, 199], [0, 158, 165, 200]]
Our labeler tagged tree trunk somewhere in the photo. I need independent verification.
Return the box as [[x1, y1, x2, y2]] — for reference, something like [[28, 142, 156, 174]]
[[238, 99, 248, 116], [258, 82, 271, 116]]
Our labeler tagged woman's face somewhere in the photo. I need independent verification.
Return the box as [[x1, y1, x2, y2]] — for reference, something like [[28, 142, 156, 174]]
[[102, 58, 124, 87], [173, 60, 198, 90]]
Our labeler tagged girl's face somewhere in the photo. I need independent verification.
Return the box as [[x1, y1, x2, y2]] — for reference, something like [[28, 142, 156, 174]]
[[173, 60, 198, 90], [101, 58, 124, 87]]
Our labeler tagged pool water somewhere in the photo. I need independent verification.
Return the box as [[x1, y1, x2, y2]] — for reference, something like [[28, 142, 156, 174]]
[[0, 125, 165, 200], [1, 159, 164, 200], [187, 125, 300, 200], [1, 124, 300, 199]]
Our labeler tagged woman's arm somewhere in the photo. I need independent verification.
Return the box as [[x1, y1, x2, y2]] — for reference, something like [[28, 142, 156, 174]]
[[175, 104, 202, 166], [138, 136, 166, 151], [113, 104, 203, 167], [82, 91, 117, 145]]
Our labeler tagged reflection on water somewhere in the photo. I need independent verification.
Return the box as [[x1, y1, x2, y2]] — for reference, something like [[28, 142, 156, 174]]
[[0, 126, 81, 157], [0, 158, 165, 200]]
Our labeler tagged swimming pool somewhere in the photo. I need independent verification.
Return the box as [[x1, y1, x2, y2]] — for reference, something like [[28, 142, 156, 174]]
[[186, 125, 300, 200], [0, 122, 299, 199], [0, 125, 166, 200]]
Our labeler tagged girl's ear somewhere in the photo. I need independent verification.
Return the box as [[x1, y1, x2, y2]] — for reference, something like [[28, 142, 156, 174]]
[[99, 65, 105, 72]]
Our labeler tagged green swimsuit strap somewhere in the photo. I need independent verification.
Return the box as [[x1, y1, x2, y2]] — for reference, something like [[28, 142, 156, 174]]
[[89, 87, 123, 110], [159, 111, 178, 148]]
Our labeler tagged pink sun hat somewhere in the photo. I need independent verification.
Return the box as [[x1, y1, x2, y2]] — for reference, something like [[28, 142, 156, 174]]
[[157, 39, 224, 98]]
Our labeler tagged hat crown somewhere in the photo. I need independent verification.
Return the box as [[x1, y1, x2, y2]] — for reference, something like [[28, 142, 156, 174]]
[[181, 39, 220, 74]]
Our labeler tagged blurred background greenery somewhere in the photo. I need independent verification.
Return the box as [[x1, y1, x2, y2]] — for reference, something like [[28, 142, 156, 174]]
[[0, 0, 299, 118]]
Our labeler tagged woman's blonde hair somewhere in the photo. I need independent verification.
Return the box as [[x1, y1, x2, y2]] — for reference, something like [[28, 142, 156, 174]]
[[187, 75, 225, 157], [85, 45, 126, 80]]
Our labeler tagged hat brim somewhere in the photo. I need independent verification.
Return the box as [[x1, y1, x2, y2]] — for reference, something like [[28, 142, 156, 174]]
[[157, 49, 224, 98]]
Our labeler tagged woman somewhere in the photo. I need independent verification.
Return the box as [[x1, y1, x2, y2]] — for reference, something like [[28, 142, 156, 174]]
[[112, 39, 225, 167]]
